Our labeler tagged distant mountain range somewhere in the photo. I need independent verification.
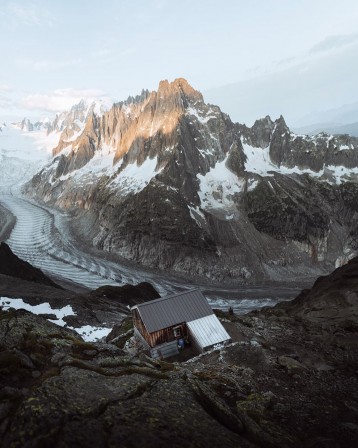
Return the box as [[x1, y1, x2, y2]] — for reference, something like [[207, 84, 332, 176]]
[[293, 121, 358, 137], [292, 101, 358, 136], [18, 78, 358, 284], [12, 98, 111, 135]]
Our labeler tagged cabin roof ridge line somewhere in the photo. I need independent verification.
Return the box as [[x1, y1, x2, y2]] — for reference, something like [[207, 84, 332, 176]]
[[131, 289, 214, 334], [130, 288, 202, 311]]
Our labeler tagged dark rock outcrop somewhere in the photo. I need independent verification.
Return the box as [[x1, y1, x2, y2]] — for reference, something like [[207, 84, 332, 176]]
[[83, 282, 160, 307], [1, 258, 358, 447], [271, 255, 358, 329], [0, 308, 249, 447], [64, 282, 161, 328], [0, 242, 62, 289], [0, 204, 15, 242]]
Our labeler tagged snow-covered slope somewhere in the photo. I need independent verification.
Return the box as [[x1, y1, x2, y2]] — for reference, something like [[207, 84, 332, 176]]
[[0, 124, 58, 193], [2, 98, 113, 193]]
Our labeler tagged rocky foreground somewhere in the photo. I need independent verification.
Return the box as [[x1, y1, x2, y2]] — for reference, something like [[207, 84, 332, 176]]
[[0, 256, 357, 447]]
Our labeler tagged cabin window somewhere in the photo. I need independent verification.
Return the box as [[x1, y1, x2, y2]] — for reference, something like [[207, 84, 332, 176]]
[[173, 326, 182, 338]]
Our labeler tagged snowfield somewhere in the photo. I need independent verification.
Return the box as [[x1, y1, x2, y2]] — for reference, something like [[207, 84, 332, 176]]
[[197, 155, 245, 216], [0, 125, 56, 193], [110, 156, 163, 193]]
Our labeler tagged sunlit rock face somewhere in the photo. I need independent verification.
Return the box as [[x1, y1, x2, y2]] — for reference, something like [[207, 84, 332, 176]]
[[25, 78, 358, 284]]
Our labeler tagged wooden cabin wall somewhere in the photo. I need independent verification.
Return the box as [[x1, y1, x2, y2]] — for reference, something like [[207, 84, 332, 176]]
[[132, 309, 151, 341], [149, 323, 188, 347], [132, 311, 188, 348]]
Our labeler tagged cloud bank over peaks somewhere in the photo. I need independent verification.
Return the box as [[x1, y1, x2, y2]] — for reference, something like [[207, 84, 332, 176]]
[[309, 33, 358, 55], [20, 88, 112, 113]]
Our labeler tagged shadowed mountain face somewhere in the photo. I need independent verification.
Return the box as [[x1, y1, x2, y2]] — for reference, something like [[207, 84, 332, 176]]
[[25, 78, 358, 284]]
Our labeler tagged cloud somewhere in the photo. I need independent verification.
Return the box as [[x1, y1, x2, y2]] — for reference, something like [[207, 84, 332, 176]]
[[205, 39, 358, 126], [7, 1, 55, 26], [309, 33, 358, 54], [0, 84, 12, 92], [90, 38, 137, 63], [16, 57, 81, 72], [241, 33, 358, 85], [0, 94, 15, 110], [92, 48, 114, 58], [154, 0, 170, 10], [0, 82, 13, 109], [0, 98, 14, 109], [20, 88, 111, 112], [275, 56, 297, 66]]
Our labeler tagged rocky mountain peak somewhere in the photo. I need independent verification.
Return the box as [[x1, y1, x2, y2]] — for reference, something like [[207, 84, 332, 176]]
[[254, 115, 274, 127], [106, 78, 205, 165], [157, 78, 203, 104], [275, 114, 289, 131], [21, 118, 33, 132], [45, 78, 208, 167], [120, 89, 150, 107], [245, 115, 276, 147]]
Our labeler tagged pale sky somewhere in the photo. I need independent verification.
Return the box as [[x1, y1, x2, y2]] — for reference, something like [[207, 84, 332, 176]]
[[1, 0, 358, 126]]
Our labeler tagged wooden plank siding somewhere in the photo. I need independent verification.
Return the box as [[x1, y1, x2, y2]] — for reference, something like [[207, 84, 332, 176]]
[[132, 309, 188, 348], [133, 309, 149, 340]]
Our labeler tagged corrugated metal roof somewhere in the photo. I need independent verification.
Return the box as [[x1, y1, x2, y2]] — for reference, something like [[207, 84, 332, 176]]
[[187, 315, 231, 350], [134, 289, 213, 333]]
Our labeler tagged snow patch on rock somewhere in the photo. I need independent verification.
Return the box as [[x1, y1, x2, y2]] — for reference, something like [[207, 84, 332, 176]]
[[0, 297, 112, 342], [242, 142, 275, 176], [197, 156, 244, 212], [110, 156, 163, 193], [188, 205, 206, 228], [186, 106, 217, 124], [242, 139, 358, 184], [0, 297, 75, 326]]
